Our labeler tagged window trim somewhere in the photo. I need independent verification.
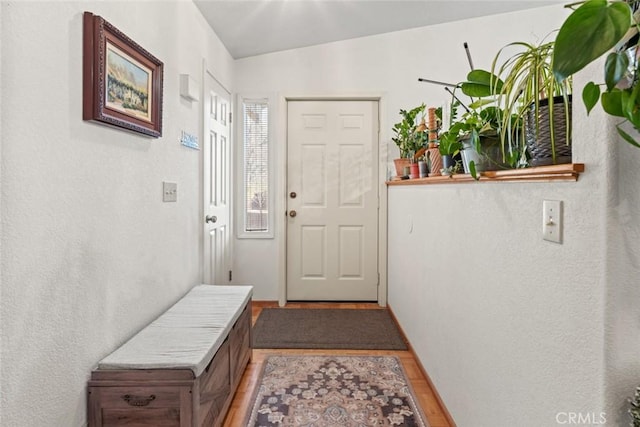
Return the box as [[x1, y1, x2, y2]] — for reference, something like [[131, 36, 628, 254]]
[[235, 94, 275, 239]]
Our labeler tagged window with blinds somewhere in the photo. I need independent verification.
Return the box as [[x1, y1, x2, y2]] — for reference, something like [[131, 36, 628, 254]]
[[242, 99, 269, 234]]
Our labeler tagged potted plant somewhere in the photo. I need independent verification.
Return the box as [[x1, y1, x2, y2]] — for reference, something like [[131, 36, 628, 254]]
[[553, 0, 640, 148], [438, 130, 463, 169], [437, 101, 507, 176], [391, 104, 428, 176], [439, 70, 518, 177], [489, 39, 573, 166]]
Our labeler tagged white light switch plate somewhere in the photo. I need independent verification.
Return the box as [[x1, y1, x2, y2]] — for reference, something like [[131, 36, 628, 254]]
[[543, 200, 562, 243], [163, 182, 177, 202]]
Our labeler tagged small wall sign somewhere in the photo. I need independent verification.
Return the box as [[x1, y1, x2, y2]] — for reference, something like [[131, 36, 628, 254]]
[[181, 131, 199, 150]]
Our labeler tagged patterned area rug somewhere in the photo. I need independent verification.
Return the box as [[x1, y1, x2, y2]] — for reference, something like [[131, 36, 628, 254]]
[[246, 355, 429, 426]]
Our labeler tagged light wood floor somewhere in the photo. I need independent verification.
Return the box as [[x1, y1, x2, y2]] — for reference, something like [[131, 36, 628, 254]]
[[222, 302, 452, 427]]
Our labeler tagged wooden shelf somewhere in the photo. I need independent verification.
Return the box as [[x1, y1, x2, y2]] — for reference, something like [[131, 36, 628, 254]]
[[386, 163, 585, 186]]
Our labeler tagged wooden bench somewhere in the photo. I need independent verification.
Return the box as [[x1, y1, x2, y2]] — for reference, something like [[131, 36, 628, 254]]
[[87, 285, 253, 427]]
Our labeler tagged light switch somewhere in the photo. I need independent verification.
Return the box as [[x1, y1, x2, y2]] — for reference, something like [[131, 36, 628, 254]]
[[543, 200, 562, 243], [163, 182, 177, 202]]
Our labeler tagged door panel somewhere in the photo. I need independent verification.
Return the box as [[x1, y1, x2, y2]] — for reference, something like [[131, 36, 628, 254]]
[[203, 72, 231, 285], [287, 100, 378, 301], [301, 225, 326, 278], [339, 226, 364, 278]]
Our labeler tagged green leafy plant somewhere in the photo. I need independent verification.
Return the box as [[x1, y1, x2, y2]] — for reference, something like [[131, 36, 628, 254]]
[[441, 161, 463, 176], [553, 0, 640, 147], [392, 104, 428, 158], [440, 70, 505, 152], [439, 131, 463, 156], [630, 385, 640, 427], [489, 38, 572, 164], [439, 70, 523, 178]]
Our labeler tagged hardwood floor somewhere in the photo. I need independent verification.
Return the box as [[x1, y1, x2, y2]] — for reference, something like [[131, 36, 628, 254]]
[[222, 302, 452, 427]]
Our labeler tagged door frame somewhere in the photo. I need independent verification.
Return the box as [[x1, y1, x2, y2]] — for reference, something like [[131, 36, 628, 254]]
[[277, 94, 388, 307]]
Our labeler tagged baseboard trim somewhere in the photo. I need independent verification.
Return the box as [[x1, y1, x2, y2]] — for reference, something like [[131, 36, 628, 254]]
[[251, 300, 279, 308], [387, 304, 457, 427]]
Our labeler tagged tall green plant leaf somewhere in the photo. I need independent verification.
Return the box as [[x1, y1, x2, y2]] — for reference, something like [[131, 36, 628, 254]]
[[469, 161, 479, 180], [622, 82, 640, 126], [461, 69, 504, 97], [605, 51, 629, 91], [617, 125, 640, 148], [468, 99, 495, 110], [553, 0, 631, 82], [582, 82, 601, 114], [601, 89, 625, 117]]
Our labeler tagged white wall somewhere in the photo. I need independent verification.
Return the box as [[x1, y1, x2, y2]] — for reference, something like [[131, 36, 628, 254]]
[[387, 63, 609, 424], [0, 2, 234, 426], [604, 120, 640, 423], [2, 2, 637, 426], [233, 7, 570, 299], [234, 4, 640, 425]]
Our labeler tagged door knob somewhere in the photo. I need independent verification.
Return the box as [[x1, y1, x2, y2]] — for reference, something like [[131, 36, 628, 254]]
[[289, 210, 297, 218], [205, 215, 218, 223], [290, 192, 297, 198]]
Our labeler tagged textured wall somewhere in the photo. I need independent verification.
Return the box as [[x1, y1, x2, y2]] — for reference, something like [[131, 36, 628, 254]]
[[233, 7, 571, 306], [234, 4, 634, 426], [385, 46, 635, 427], [604, 116, 640, 423], [0, 2, 233, 426]]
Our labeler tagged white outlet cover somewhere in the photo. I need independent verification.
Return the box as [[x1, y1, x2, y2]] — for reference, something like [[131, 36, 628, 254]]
[[543, 200, 562, 243], [163, 182, 177, 202]]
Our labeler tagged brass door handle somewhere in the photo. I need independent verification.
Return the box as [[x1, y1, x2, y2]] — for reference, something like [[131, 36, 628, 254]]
[[289, 210, 297, 218]]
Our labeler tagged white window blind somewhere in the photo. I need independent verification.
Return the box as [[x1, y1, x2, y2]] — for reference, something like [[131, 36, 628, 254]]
[[242, 99, 269, 233]]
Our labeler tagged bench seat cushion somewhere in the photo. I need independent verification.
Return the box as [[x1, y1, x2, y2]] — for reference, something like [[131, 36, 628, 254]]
[[97, 284, 252, 377]]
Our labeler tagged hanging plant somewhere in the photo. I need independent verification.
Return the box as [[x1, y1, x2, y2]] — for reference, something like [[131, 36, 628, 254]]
[[552, 0, 640, 147]]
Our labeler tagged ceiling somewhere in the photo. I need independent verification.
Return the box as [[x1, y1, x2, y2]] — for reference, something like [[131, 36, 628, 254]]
[[193, 0, 564, 59]]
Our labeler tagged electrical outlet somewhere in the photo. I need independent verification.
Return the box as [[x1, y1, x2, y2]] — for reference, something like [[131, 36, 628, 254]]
[[543, 200, 562, 243], [163, 182, 177, 202]]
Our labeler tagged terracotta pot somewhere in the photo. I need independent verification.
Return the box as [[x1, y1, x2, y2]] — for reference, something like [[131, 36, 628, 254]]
[[409, 162, 419, 179], [393, 158, 411, 177]]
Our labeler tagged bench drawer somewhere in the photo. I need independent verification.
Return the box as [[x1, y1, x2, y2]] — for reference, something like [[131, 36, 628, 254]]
[[88, 385, 192, 427]]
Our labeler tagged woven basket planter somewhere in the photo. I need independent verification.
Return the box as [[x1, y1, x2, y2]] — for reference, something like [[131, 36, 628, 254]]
[[524, 95, 572, 166]]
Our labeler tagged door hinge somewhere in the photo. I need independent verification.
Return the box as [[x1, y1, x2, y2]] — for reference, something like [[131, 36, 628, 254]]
[[377, 273, 380, 286], [229, 270, 233, 282], [229, 112, 232, 124]]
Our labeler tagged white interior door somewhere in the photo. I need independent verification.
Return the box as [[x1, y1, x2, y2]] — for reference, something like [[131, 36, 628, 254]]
[[203, 71, 231, 285], [287, 100, 379, 301]]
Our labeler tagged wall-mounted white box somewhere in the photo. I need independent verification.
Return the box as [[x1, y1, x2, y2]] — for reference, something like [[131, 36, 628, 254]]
[[180, 74, 200, 102]]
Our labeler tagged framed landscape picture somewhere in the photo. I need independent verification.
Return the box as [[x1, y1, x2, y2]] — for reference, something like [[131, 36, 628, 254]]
[[83, 12, 163, 137]]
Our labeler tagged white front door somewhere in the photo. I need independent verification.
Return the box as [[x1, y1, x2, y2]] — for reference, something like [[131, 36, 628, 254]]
[[203, 71, 231, 285], [286, 100, 379, 301]]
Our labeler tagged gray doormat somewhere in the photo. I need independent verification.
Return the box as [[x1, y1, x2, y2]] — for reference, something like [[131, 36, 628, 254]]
[[252, 308, 408, 350]]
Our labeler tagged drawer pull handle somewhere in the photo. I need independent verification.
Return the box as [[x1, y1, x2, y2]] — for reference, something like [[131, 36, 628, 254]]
[[122, 394, 156, 407]]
